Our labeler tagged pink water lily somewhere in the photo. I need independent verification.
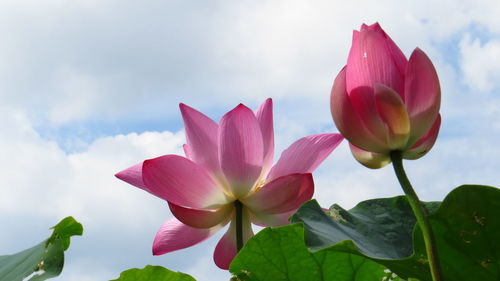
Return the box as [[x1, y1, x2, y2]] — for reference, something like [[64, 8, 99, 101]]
[[330, 23, 441, 168], [116, 99, 343, 269]]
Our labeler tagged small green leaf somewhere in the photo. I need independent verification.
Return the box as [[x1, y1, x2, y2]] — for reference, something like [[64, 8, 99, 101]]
[[0, 216, 83, 281], [49, 216, 83, 251], [111, 265, 196, 281], [230, 224, 404, 281], [290, 185, 500, 281]]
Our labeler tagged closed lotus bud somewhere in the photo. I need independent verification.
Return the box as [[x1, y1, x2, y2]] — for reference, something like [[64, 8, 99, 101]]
[[331, 23, 441, 168]]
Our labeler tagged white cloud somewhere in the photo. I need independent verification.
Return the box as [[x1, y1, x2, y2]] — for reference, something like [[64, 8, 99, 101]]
[[0, 108, 198, 279], [2, 0, 500, 125], [0, 109, 185, 224], [48, 66, 103, 124], [460, 34, 500, 92]]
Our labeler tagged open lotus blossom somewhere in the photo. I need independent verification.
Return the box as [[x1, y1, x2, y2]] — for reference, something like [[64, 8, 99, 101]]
[[116, 98, 343, 269], [330, 23, 441, 168]]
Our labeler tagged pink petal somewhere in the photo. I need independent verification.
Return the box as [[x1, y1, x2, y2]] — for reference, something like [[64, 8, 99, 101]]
[[331, 68, 387, 152], [349, 143, 391, 169], [254, 98, 275, 177], [213, 210, 253, 270], [169, 202, 233, 229], [142, 155, 230, 209], [373, 83, 410, 150], [249, 209, 295, 227], [404, 114, 441, 160], [267, 134, 343, 181], [242, 173, 313, 214], [183, 144, 191, 159], [115, 162, 148, 191], [153, 217, 224, 255], [346, 23, 407, 96], [363, 23, 408, 80], [180, 104, 221, 175], [348, 85, 391, 146], [404, 48, 441, 145], [219, 104, 264, 198]]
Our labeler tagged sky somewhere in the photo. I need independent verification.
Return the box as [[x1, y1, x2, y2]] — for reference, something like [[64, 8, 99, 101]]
[[1, 0, 500, 280]]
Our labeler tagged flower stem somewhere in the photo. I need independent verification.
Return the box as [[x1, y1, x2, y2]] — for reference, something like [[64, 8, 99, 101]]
[[235, 200, 243, 252], [390, 151, 442, 281]]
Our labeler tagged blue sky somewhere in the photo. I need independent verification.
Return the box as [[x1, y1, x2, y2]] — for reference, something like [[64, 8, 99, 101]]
[[1, 1, 500, 280]]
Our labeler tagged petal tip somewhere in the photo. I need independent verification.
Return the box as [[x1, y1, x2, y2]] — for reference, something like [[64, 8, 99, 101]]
[[409, 47, 432, 62], [236, 103, 250, 110], [261, 98, 273, 110], [369, 22, 382, 30], [179, 103, 194, 115], [413, 47, 423, 53], [152, 236, 166, 256], [152, 247, 162, 256], [179, 103, 206, 119], [179, 102, 189, 112], [114, 171, 124, 180], [225, 103, 253, 117]]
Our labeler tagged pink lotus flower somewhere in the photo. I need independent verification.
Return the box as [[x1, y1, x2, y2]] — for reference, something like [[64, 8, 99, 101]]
[[330, 23, 441, 168], [116, 99, 343, 269]]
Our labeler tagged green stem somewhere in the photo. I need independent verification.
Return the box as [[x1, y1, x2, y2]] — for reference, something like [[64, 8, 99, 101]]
[[235, 200, 243, 252], [390, 151, 442, 281]]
